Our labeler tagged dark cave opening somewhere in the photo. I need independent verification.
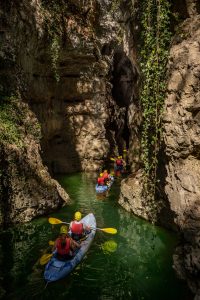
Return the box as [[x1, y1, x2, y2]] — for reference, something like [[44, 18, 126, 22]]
[[105, 49, 138, 157], [111, 49, 137, 108]]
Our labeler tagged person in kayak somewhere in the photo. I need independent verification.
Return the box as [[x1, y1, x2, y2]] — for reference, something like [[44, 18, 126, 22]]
[[102, 170, 109, 184], [55, 225, 80, 260], [115, 156, 124, 172], [102, 170, 113, 186], [69, 211, 91, 241], [97, 173, 106, 186]]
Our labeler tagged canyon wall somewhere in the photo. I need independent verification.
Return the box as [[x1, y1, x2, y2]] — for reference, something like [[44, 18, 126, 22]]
[[163, 9, 200, 297], [1, 0, 199, 296], [0, 97, 69, 226], [119, 0, 200, 297], [1, 0, 139, 174], [0, 0, 140, 225]]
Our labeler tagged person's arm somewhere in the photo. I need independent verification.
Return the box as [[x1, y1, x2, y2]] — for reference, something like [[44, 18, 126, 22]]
[[70, 238, 81, 249], [83, 223, 91, 233], [122, 159, 126, 166]]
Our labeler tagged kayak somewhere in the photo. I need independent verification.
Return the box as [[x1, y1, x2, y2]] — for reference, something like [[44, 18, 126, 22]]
[[95, 176, 114, 193], [44, 213, 96, 282], [95, 184, 108, 193]]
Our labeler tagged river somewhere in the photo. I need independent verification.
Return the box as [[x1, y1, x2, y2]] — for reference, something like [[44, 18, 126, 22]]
[[0, 172, 192, 300]]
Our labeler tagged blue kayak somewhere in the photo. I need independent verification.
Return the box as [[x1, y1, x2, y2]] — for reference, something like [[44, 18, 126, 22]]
[[95, 176, 114, 193], [95, 184, 108, 193], [44, 213, 96, 282]]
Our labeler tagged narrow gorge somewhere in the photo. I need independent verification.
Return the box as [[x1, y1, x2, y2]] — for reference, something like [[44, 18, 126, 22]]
[[0, 0, 200, 298]]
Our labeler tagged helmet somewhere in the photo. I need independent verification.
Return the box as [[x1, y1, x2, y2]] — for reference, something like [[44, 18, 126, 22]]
[[74, 211, 82, 221], [60, 225, 68, 234], [123, 149, 127, 152], [100, 173, 103, 177], [118, 156, 122, 159]]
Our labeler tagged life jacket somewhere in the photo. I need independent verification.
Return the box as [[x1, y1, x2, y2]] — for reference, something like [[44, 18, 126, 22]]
[[97, 177, 105, 185], [102, 173, 109, 179], [56, 237, 70, 256], [116, 159, 123, 166], [71, 221, 84, 235]]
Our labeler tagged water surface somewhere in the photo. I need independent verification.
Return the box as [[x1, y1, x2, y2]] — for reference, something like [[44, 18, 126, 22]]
[[0, 172, 192, 300]]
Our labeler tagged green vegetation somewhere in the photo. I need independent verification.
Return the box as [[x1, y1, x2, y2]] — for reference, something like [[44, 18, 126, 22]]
[[139, 0, 172, 220], [0, 96, 23, 146], [0, 96, 41, 146], [40, 0, 65, 82], [110, 0, 121, 13], [50, 36, 60, 82]]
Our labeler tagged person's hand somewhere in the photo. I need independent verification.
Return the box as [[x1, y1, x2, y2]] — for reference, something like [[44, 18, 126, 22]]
[[74, 240, 81, 248], [85, 225, 91, 234]]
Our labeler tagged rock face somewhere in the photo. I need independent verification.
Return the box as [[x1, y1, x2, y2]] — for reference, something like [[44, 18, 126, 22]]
[[0, 98, 69, 226], [0, 0, 200, 296], [118, 170, 149, 219], [0, 0, 140, 174], [0, 0, 140, 225], [163, 13, 200, 296], [119, 1, 200, 297]]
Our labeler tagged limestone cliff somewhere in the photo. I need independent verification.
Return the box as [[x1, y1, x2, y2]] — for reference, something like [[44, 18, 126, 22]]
[[2, 0, 199, 296], [0, 0, 139, 174], [0, 97, 69, 226], [163, 12, 200, 297], [119, 0, 200, 297], [0, 0, 140, 226]]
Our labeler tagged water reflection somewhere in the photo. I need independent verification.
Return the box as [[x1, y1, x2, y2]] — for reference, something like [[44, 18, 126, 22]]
[[100, 239, 118, 254]]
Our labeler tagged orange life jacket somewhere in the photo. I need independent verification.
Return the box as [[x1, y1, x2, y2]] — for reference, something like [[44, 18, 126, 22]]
[[56, 237, 71, 256], [103, 173, 109, 179], [97, 177, 105, 185], [71, 221, 84, 235]]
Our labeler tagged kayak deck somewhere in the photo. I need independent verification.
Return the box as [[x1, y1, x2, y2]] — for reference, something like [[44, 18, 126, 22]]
[[44, 213, 96, 282]]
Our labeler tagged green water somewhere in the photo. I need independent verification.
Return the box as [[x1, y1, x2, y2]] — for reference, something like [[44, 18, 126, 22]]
[[0, 172, 192, 300]]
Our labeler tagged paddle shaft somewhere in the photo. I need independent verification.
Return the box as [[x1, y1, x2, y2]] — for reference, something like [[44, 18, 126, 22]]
[[48, 217, 117, 234]]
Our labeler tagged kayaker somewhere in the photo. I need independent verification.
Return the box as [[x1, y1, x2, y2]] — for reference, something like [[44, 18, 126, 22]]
[[97, 173, 106, 186], [103, 170, 113, 186], [69, 211, 91, 241], [55, 225, 80, 260], [102, 170, 109, 183], [115, 156, 123, 172]]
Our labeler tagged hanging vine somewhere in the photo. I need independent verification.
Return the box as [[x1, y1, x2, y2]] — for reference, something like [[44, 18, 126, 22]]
[[139, 0, 171, 218], [41, 0, 66, 82]]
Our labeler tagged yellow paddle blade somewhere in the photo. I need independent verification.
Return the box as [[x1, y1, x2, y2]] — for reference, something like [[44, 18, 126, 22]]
[[48, 217, 63, 225], [39, 253, 53, 265], [110, 158, 115, 161], [48, 240, 55, 246], [99, 228, 117, 234]]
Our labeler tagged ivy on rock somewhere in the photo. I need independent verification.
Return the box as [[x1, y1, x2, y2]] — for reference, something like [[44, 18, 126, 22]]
[[139, 0, 171, 221]]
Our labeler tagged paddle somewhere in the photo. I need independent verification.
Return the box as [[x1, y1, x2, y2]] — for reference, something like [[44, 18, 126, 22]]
[[110, 157, 115, 161], [48, 217, 117, 234], [40, 253, 53, 265], [48, 240, 55, 246]]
